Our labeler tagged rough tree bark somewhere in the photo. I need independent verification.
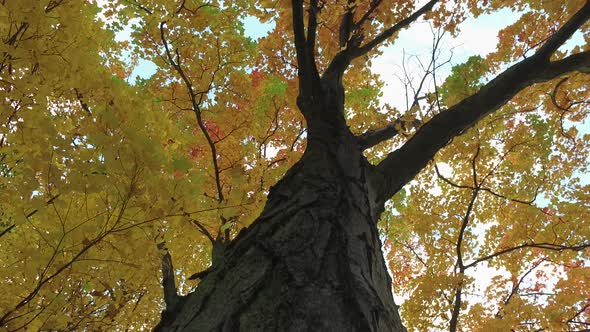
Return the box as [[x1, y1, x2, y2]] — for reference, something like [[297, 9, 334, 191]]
[[155, 1, 590, 331]]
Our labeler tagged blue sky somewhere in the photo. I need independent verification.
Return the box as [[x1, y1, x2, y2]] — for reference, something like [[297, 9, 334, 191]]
[[372, 9, 521, 109], [242, 16, 275, 40]]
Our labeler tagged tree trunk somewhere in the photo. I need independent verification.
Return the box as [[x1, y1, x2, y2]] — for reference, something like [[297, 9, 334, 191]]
[[156, 125, 406, 331]]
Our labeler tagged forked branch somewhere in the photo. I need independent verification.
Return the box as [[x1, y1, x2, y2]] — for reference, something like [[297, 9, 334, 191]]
[[324, 0, 439, 77], [357, 26, 447, 150], [352, 0, 440, 59], [356, 118, 421, 149], [374, 2, 590, 202], [291, 0, 321, 100]]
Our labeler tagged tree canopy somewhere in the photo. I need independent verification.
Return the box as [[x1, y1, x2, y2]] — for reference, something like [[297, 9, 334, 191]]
[[1, 0, 590, 331]]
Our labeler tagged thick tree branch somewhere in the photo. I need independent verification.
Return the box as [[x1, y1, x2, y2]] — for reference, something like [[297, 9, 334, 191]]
[[374, 3, 590, 202], [357, 123, 400, 149], [291, 0, 307, 70], [539, 50, 590, 78], [354, 0, 382, 31], [291, 0, 320, 100], [307, 0, 319, 52], [304, 0, 321, 95], [324, 0, 439, 78], [536, 1, 590, 59], [356, 118, 422, 149], [353, 0, 439, 59], [157, 242, 180, 312], [339, 0, 355, 48]]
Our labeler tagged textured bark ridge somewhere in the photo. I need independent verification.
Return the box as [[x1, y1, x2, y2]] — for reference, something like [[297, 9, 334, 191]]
[[156, 131, 406, 331]]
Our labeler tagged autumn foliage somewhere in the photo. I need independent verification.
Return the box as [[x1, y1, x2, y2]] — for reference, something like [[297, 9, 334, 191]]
[[1, 0, 590, 331]]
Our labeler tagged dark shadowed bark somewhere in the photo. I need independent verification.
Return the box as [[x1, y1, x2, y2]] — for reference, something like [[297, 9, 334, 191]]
[[156, 134, 405, 331], [155, 1, 590, 331]]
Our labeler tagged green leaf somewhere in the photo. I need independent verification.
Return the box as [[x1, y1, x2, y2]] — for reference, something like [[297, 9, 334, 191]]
[[264, 76, 287, 95], [83, 281, 93, 292], [172, 157, 192, 172]]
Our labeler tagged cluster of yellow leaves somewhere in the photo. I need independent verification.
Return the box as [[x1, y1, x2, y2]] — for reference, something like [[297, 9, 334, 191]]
[[0, 1, 177, 329], [1, 0, 308, 330], [486, 0, 590, 66]]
